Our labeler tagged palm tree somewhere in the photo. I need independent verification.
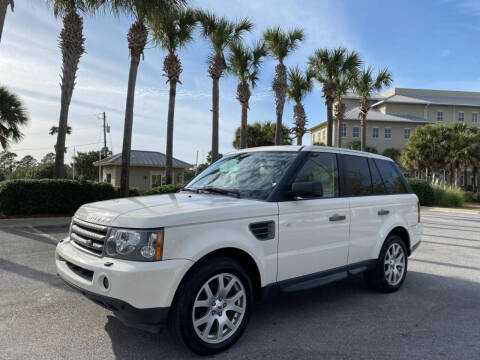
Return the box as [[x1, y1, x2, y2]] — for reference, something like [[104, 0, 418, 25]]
[[228, 41, 266, 149], [352, 66, 392, 152], [333, 75, 352, 147], [106, 0, 186, 196], [0, 86, 29, 149], [308, 48, 361, 147], [287, 66, 313, 145], [198, 11, 252, 162], [148, 7, 196, 184], [49, 124, 72, 135], [49, 0, 98, 178], [0, 0, 13, 44], [263, 27, 304, 145]]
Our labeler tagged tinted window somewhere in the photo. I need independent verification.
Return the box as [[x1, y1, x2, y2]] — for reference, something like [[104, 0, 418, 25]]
[[374, 159, 407, 194], [368, 158, 386, 195], [294, 152, 338, 198], [342, 155, 372, 196]]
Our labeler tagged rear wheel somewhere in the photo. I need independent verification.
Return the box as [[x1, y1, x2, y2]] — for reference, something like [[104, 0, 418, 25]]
[[170, 257, 252, 355], [364, 234, 408, 292]]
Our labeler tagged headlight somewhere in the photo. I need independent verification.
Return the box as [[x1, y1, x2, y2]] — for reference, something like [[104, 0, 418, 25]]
[[105, 228, 163, 261]]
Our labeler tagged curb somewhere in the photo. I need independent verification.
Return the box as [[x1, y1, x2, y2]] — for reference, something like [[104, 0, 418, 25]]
[[0, 217, 72, 228]]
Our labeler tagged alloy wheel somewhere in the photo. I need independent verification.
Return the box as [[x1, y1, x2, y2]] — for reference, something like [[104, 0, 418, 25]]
[[384, 243, 406, 286]]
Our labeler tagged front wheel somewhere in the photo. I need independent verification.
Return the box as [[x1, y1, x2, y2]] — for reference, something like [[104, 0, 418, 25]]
[[364, 234, 408, 292], [169, 257, 252, 355]]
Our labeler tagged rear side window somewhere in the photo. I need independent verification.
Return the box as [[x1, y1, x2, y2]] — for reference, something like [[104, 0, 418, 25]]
[[341, 155, 372, 196], [368, 158, 386, 195], [294, 152, 339, 198], [374, 159, 407, 194]]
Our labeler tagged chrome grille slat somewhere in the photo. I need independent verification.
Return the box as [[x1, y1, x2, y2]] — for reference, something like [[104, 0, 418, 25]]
[[70, 218, 109, 256]]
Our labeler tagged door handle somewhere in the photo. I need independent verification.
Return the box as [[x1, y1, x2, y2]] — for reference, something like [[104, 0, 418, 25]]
[[378, 209, 390, 216], [329, 214, 346, 222]]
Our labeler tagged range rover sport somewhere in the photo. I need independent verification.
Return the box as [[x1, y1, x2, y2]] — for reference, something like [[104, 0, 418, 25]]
[[55, 146, 422, 355]]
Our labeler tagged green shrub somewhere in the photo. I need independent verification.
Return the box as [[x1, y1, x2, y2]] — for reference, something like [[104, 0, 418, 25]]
[[0, 179, 120, 216], [114, 186, 140, 197], [407, 179, 435, 206], [433, 185, 466, 207], [144, 184, 183, 195]]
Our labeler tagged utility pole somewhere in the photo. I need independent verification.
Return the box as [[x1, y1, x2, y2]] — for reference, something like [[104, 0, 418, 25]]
[[194, 150, 199, 176], [72, 147, 75, 180], [103, 112, 107, 151]]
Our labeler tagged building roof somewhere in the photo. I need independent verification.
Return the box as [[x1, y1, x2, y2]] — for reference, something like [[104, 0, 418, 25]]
[[344, 107, 434, 123], [343, 92, 383, 101], [375, 88, 480, 107], [94, 150, 191, 168]]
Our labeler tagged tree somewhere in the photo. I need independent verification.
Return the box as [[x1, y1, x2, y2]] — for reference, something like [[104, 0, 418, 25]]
[[72, 150, 102, 180], [308, 48, 361, 147], [382, 148, 401, 163], [228, 40, 266, 149], [333, 74, 353, 148], [232, 121, 291, 149], [108, 0, 186, 196], [42, 152, 57, 164], [198, 11, 252, 162], [263, 26, 304, 145], [16, 155, 38, 168], [352, 66, 392, 152], [345, 140, 377, 154], [148, 7, 196, 184], [0, 87, 29, 149], [50, 124, 72, 135], [0, 0, 13, 44], [287, 66, 313, 145], [0, 150, 17, 174], [50, 0, 99, 178]]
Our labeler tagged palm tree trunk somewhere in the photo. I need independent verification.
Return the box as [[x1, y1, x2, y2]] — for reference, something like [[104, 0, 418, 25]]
[[455, 165, 460, 187], [211, 76, 219, 163], [240, 101, 248, 149], [337, 117, 341, 147], [120, 56, 140, 197], [463, 167, 468, 189], [165, 80, 177, 184], [54, 10, 85, 178], [273, 63, 287, 145], [326, 100, 333, 147], [0, 1, 9, 44]]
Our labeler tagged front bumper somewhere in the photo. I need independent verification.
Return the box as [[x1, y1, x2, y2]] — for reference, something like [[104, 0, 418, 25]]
[[56, 240, 194, 329]]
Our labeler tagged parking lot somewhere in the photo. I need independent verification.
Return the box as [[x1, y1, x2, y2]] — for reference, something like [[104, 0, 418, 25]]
[[1, 208, 479, 359]]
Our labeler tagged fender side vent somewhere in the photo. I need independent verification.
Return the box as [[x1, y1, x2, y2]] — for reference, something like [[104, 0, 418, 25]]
[[249, 221, 275, 240]]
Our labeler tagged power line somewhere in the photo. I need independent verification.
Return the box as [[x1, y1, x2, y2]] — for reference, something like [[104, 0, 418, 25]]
[[10, 141, 102, 152]]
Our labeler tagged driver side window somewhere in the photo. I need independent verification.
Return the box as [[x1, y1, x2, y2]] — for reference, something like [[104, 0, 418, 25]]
[[294, 152, 339, 198]]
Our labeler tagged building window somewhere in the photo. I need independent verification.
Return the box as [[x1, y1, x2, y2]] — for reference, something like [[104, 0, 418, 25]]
[[404, 128, 411, 139], [352, 127, 360, 138], [385, 128, 392, 139], [437, 111, 443, 122], [473, 112, 478, 123], [106, 173, 112, 184], [152, 174, 162, 187], [458, 111, 464, 122], [341, 123, 347, 137], [372, 127, 379, 138]]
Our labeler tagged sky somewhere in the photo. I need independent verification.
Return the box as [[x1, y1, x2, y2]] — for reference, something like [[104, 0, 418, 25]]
[[1, 0, 480, 165]]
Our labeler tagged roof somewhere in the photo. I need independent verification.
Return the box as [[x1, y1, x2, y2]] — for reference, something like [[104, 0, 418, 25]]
[[227, 145, 391, 161], [94, 150, 191, 168], [343, 107, 434, 124], [375, 88, 480, 107], [343, 92, 383, 101]]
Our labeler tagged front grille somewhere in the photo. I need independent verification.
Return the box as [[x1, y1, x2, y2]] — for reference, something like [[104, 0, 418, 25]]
[[70, 218, 108, 256], [65, 260, 94, 281]]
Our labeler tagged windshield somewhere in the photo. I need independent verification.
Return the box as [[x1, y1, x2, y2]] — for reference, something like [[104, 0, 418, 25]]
[[185, 151, 298, 200]]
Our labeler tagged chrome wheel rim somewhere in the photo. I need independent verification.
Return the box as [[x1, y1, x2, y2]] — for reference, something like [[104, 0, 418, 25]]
[[384, 243, 406, 286], [192, 273, 246, 344]]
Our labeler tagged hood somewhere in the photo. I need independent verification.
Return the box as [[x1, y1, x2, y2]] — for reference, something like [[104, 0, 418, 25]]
[[74, 192, 278, 228]]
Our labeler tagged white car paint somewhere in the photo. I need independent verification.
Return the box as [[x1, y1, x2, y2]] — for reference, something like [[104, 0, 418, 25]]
[[56, 146, 422, 313]]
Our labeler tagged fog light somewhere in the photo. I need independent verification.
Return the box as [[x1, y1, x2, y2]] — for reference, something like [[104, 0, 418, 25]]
[[103, 276, 109, 290]]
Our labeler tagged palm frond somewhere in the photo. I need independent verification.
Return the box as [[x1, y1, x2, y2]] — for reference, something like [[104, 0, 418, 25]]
[[287, 66, 313, 104], [0, 87, 29, 149], [228, 40, 266, 88], [264, 26, 304, 63]]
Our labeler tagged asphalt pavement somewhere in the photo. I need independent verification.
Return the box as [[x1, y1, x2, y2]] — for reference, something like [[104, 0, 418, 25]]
[[0, 208, 479, 359]]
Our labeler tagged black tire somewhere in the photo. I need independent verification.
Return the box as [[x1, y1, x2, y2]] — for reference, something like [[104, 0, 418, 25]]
[[364, 234, 408, 293], [169, 257, 253, 355]]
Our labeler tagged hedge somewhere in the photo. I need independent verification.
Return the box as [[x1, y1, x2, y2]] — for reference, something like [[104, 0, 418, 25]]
[[0, 179, 137, 216], [407, 179, 435, 206], [144, 183, 183, 195], [433, 185, 466, 207]]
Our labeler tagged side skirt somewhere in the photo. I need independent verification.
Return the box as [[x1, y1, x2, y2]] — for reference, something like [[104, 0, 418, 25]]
[[261, 260, 377, 298]]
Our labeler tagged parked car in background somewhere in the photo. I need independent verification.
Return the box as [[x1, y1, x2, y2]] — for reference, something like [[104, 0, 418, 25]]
[[56, 146, 422, 355]]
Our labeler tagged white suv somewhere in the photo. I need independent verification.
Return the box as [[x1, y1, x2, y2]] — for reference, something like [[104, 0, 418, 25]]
[[55, 146, 422, 355]]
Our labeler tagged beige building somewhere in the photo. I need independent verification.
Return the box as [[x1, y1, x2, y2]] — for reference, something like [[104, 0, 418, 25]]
[[94, 150, 191, 192], [310, 88, 480, 154]]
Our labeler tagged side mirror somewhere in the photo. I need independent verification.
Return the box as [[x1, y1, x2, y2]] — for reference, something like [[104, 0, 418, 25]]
[[291, 181, 323, 198]]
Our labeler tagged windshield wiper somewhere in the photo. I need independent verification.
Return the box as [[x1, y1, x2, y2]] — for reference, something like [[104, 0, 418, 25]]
[[182, 187, 199, 193], [201, 187, 241, 198]]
